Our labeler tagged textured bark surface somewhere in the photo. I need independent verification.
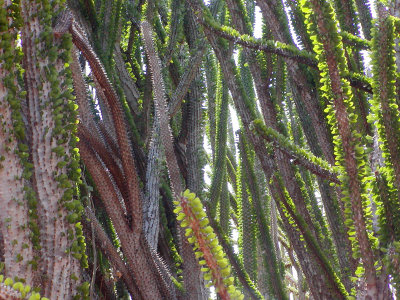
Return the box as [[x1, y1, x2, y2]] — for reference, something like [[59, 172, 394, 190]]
[[143, 120, 161, 249], [79, 140, 170, 299], [0, 282, 21, 300], [68, 14, 179, 298], [21, 2, 81, 297], [0, 0, 33, 282], [186, 2, 347, 298], [256, 0, 355, 286], [256, 0, 335, 166], [1, 0, 399, 298], [70, 49, 93, 128], [84, 209, 141, 298], [141, 21, 183, 197], [114, 45, 140, 115], [168, 47, 205, 117], [181, 7, 208, 299], [70, 20, 143, 232], [142, 18, 208, 300], [309, 0, 378, 297]]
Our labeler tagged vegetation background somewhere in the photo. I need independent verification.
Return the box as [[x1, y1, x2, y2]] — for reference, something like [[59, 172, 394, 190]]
[[0, 0, 400, 299]]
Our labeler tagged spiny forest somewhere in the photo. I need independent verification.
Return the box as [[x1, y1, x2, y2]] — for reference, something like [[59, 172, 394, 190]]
[[1, 0, 400, 299]]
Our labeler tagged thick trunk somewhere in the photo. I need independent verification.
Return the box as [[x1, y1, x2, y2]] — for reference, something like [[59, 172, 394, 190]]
[[0, 0, 34, 283], [21, 2, 85, 297]]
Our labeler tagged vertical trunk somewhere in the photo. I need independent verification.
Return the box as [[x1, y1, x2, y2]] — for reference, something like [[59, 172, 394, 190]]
[[289, 81, 355, 288], [0, 0, 34, 283], [239, 134, 288, 300], [21, 2, 83, 297], [259, 0, 355, 287], [143, 120, 161, 249], [181, 7, 207, 299], [191, 8, 346, 296], [303, 0, 378, 296]]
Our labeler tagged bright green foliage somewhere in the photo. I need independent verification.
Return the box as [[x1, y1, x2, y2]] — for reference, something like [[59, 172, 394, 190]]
[[250, 119, 335, 176], [370, 13, 400, 204], [369, 11, 400, 289], [3, 0, 400, 298], [340, 31, 370, 49], [300, 0, 377, 268], [203, 11, 317, 65], [239, 134, 288, 300], [0, 275, 45, 299], [272, 174, 348, 298], [0, 0, 41, 254], [174, 189, 244, 300], [236, 157, 257, 284], [209, 69, 229, 217]]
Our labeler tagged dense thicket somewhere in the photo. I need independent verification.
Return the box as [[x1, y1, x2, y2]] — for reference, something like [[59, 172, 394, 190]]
[[1, 0, 400, 299]]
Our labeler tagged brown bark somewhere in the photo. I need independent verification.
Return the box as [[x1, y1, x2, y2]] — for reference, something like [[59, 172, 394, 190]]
[[70, 19, 143, 233], [79, 140, 173, 299], [309, 0, 378, 296], [84, 209, 141, 298]]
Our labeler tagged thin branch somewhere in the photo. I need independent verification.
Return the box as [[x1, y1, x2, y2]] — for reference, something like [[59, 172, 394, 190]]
[[250, 120, 340, 184], [206, 211, 264, 300], [141, 20, 183, 196], [84, 208, 141, 299], [189, 2, 373, 94], [78, 125, 130, 214], [114, 45, 140, 115], [168, 46, 206, 117], [79, 139, 170, 299], [69, 18, 143, 232]]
